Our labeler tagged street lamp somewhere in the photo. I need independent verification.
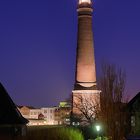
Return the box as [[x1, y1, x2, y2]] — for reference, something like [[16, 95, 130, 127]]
[[95, 125, 101, 139], [95, 125, 101, 132]]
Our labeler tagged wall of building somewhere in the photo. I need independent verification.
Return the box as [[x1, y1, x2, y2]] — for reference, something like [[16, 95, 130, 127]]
[[18, 103, 71, 126]]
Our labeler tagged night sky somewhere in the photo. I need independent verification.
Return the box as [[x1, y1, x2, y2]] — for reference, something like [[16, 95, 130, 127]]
[[0, 0, 140, 107]]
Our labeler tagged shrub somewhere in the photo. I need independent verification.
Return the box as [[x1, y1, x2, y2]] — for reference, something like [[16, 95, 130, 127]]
[[15, 126, 84, 140]]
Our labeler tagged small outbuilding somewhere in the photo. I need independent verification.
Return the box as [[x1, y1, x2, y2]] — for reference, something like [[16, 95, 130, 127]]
[[0, 82, 28, 136]]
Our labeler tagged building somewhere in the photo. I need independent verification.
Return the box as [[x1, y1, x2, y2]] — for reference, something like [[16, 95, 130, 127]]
[[18, 102, 71, 126], [0, 82, 28, 136], [18, 105, 62, 125], [55, 102, 71, 125], [18, 106, 35, 119], [127, 92, 140, 136], [29, 108, 42, 119], [28, 107, 58, 125], [41, 107, 58, 125], [72, 0, 100, 122]]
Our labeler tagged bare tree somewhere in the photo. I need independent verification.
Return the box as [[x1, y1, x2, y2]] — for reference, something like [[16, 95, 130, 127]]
[[99, 63, 127, 140], [72, 93, 100, 124], [71, 63, 128, 139]]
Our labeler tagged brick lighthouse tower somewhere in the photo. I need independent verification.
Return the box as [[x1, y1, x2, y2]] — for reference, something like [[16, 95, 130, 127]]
[[72, 0, 100, 122]]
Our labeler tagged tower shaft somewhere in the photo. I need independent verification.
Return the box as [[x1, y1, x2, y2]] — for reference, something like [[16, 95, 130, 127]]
[[75, 3, 96, 89]]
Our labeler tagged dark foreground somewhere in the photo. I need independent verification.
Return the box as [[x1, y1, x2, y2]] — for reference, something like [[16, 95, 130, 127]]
[[0, 125, 84, 140]]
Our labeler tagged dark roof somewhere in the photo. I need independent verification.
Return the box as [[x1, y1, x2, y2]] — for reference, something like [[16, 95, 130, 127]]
[[17, 105, 35, 109], [128, 92, 140, 106], [0, 82, 28, 125], [127, 92, 140, 112]]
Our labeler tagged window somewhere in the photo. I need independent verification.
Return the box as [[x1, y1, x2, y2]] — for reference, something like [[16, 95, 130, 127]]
[[131, 116, 135, 126]]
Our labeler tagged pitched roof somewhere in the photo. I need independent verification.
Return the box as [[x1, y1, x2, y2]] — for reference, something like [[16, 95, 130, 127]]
[[127, 92, 140, 111], [128, 92, 140, 106], [0, 82, 28, 124], [17, 105, 35, 109]]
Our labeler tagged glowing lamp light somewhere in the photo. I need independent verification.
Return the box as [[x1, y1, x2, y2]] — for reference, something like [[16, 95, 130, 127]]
[[79, 0, 91, 4], [95, 125, 101, 132]]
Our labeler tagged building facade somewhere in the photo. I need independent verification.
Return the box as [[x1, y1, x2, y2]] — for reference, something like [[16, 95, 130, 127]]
[[127, 92, 140, 136], [29, 109, 42, 119], [18, 104, 71, 126], [55, 102, 71, 125], [41, 107, 58, 125], [18, 106, 35, 119]]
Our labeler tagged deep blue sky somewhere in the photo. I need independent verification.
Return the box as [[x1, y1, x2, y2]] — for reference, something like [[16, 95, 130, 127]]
[[0, 0, 140, 107]]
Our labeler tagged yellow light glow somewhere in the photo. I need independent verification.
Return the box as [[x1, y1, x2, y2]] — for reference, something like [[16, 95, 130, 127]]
[[79, 0, 91, 4]]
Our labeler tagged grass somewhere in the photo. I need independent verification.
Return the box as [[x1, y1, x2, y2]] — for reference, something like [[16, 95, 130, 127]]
[[0, 125, 84, 140]]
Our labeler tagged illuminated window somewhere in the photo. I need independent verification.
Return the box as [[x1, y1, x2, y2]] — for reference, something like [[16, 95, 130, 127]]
[[131, 116, 135, 126]]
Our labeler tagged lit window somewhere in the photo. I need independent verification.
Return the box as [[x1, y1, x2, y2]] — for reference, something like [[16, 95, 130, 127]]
[[131, 116, 135, 126], [66, 118, 70, 122]]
